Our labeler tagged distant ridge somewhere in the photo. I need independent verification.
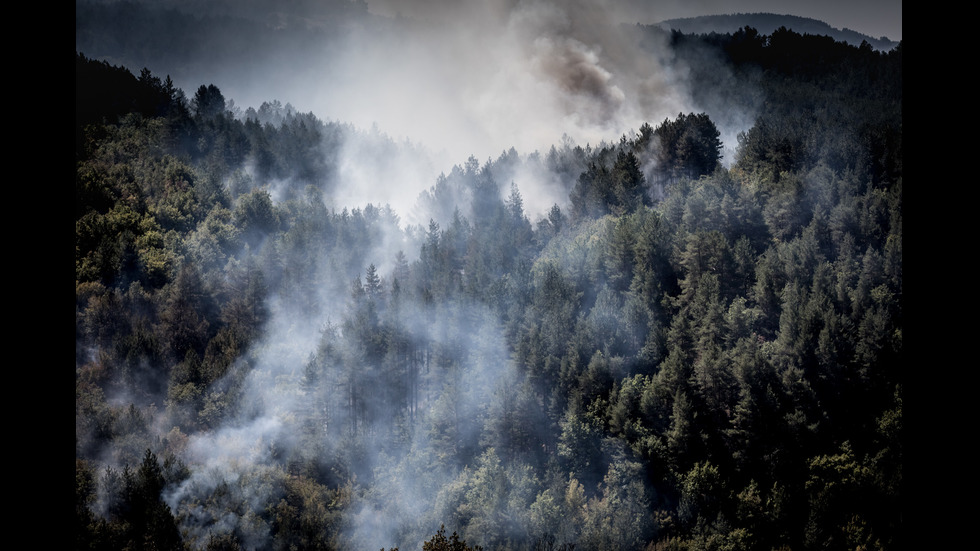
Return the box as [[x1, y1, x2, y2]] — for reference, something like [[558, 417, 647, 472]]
[[654, 13, 899, 51]]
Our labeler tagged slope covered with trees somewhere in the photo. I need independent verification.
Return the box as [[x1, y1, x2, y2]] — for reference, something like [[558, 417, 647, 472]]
[[76, 26, 901, 551]]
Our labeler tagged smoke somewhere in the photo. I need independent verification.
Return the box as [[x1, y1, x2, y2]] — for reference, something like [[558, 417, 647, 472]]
[[303, 0, 751, 208], [78, 2, 763, 548], [157, 266, 522, 548], [345, 0, 693, 160], [305, 0, 720, 221], [77, 0, 759, 218], [331, 125, 447, 228]]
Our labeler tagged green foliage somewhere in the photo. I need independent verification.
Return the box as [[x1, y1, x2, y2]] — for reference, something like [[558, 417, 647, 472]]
[[77, 449, 183, 550], [77, 28, 900, 551], [648, 113, 723, 188], [193, 84, 227, 120], [579, 454, 656, 550], [421, 525, 483, 551], [234, 188, 281, 244], [570, 147, 651, 219], [803, 441, 881, 550]]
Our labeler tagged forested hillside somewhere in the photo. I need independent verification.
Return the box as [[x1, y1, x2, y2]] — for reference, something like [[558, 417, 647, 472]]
[[76, 26, 902, 551], [653, 14, 898, 51]]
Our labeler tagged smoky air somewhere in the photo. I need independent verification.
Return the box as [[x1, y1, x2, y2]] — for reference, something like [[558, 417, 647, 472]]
[[76, 1, 903, 550]]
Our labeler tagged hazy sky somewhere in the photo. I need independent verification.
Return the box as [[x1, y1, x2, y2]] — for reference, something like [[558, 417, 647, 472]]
[[365, 0, 902, 41], [291, 0, 903, 171], [87, 0, 899, 213]]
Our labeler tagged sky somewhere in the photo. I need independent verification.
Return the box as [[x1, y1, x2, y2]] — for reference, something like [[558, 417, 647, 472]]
[[365, 0, 903, 41], [280, 0, 902, 174], [79, 0, 901, 217], [207, 0, 899, 215]]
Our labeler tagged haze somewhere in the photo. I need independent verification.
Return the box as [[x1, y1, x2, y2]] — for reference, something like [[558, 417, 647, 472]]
[[77, 0, 899, 217]]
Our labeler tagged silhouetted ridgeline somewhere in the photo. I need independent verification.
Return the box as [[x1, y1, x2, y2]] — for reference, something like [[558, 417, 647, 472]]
[[654, 12, 899, 50]]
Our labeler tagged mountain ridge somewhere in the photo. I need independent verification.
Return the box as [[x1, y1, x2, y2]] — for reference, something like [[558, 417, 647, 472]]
[[654, 12, 899, 50]]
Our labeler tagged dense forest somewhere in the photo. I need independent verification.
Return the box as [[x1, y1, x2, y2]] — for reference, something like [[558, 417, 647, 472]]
[[76, 24, 902, 551]]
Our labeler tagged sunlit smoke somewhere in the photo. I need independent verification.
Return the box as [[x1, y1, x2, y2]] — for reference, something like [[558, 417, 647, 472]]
[[77, 2, 768, 548]]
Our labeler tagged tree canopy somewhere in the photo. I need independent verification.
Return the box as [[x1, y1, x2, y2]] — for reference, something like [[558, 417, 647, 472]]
[[77, 25, 901, 551]]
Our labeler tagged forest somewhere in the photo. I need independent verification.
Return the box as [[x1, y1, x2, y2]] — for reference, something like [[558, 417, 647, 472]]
[[76, 24, 902, 551]]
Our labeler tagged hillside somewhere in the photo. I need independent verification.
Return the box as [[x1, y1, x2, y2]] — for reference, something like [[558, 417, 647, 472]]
[[76, 22, 902, 551], [655, 12, 899, 50]]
